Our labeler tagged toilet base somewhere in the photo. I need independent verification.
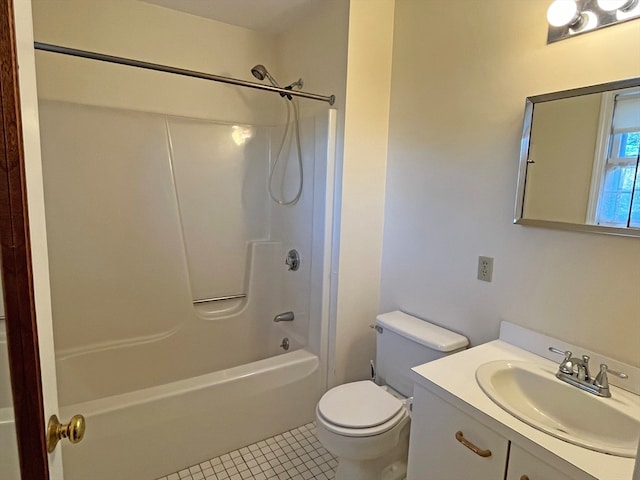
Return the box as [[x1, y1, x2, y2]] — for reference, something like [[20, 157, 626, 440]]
[[331, 425, 409, 480], [335, 458, 407, 480]]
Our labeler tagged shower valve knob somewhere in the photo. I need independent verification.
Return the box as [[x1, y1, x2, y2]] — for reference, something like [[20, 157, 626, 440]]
[[285, 249, 300, 271]]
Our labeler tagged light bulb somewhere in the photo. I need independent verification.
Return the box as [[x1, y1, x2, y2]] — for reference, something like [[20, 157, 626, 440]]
[[572, 10, 599, 31], [597, 0, 636, 11], [547, 0, 581, 27]]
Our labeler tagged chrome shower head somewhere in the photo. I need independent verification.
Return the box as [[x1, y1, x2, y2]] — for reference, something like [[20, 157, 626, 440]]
[[251, 64, 267, 81], [250, 64, 280, 88]]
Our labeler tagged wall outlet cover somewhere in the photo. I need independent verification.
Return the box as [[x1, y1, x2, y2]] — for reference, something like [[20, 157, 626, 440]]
[[477, 256, 494, 282]]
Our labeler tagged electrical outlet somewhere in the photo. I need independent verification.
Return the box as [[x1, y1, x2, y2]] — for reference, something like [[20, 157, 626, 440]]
[[477, 256, 494, 282]]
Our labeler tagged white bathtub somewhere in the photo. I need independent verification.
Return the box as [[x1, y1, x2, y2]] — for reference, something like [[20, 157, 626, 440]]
[[59, 348, 321, 480], [4, 102, 335, 479], [0, 406, 19, 480], [0, 328, 20, 480]]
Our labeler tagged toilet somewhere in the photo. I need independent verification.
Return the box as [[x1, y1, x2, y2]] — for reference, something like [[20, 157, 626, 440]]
[[315, 311, 468, 480]]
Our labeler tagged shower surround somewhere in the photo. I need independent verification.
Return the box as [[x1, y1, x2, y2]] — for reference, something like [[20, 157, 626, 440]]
[[32, 97, 335, 479], [4, 1, 340, 478]]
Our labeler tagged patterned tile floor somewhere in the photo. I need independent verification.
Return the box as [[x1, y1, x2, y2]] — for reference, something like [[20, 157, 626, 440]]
[[156, 422, 337, 480]]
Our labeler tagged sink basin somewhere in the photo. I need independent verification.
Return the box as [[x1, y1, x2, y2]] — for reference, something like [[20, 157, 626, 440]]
[[475, 360, 640, 457]]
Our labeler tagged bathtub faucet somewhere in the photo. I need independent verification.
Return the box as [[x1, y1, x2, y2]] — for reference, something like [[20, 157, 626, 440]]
[[274, 311, 295, 323]]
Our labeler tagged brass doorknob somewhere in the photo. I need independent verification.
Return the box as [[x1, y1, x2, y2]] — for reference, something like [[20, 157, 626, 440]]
[[46, 414, 86, 453]]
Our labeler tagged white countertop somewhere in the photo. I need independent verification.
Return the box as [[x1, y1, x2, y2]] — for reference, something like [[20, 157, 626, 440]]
[[411, 339, 639, 480]]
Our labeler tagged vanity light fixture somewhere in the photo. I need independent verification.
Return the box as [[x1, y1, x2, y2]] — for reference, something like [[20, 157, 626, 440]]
[[596, 0, 637, 11], [546, 0, 640, 43], [547, 0, 584, 27]]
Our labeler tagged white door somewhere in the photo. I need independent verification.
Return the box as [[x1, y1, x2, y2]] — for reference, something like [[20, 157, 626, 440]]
[[12, 0, 65, 477]]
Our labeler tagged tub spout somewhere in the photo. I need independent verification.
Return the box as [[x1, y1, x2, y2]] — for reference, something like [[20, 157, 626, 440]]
[[274, 311, 295, 323]]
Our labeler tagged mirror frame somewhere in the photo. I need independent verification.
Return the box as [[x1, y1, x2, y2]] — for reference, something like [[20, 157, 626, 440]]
[[514, 76, 640, 238]]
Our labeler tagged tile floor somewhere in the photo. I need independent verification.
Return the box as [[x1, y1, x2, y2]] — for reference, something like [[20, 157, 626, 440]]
[[156, 422, 337, 480]]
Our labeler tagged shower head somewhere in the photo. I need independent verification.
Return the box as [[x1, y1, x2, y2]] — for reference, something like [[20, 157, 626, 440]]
[[251, 64, 280, 88], [250, 64, 267, 81]]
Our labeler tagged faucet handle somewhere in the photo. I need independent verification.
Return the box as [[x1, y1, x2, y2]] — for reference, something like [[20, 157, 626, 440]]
[[599, 364, 628, 380], [594, 364, 628, 388], [593, 364, 628, 398], [549, 347, 574, 374], [594, 364, 610, 389], [548, 346, 568, 356]]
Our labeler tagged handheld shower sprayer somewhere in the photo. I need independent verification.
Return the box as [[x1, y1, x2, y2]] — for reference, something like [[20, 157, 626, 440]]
[[251, 64, 280, 88], [250, 64, 303, 99]]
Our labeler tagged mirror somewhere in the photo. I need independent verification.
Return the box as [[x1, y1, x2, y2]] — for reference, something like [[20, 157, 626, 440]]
[[515, 77, 640, 237]]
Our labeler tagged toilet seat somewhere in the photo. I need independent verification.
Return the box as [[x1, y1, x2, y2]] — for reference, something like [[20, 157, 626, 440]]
[[317, 380, 409, 438]]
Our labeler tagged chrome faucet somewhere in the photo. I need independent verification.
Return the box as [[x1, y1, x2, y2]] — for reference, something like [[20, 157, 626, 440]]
[[576, 355, 591, 382], [549, 347, 627, 398]]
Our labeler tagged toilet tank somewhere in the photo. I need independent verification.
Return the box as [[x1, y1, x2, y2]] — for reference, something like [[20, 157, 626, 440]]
[[374, 311, 468, 397]]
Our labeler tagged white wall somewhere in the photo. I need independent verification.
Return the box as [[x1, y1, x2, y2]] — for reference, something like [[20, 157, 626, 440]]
[[279, 0, 396, 386], [277, 0, 349, 116], [276, 0, 350, 368], [333, 0, 395, 384], [32, 0, 280, 124], [381, 0, 640, 366]]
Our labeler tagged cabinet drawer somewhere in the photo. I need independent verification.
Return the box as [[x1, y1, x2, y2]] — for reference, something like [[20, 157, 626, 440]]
[[407, 385, 509, 480]]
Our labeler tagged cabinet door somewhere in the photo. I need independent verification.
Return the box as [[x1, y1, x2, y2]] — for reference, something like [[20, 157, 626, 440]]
[[407, 385, 509, 480], [506, 444, 575, 480]]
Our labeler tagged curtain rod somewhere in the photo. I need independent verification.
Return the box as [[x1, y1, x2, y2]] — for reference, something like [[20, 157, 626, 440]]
[[34, 42, 336, 106]]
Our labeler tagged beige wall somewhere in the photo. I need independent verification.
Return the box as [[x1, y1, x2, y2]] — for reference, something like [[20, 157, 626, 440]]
[[276, 0, 350, 369], [524, 93, 602, 223], [277, 0, 349, 116], [381, 0, 640, 366], [32, 0, 280, 123], [331, 0, 395, 384], [278, 0, 395, 386]]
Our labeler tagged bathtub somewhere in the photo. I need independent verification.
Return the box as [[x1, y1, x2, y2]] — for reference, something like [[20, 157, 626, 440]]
[[1, 327, 20, 480], [6, 100, 335, 479], [0, 407, 19, 480], [59, 348, 320, 480], [0, 241, 323, 480]]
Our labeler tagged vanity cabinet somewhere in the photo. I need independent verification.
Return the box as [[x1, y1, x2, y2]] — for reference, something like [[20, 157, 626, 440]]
[[407, 384, 509, 479], [408, 385, 592, 480], [506, 444, 573, 480]]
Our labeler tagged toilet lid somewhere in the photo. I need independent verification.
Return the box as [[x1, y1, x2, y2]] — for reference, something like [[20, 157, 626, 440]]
[[317, 380, 403, 429]]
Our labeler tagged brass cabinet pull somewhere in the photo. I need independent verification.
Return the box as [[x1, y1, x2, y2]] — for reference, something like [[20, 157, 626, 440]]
[[455, 430, 492, 457], [46, 414, 86, 453]]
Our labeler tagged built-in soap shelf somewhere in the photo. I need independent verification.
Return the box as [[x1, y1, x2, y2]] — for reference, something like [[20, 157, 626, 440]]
[[193, 294, 247, 305], [192, 294, 248, 316], [192, 241, 285, 321]]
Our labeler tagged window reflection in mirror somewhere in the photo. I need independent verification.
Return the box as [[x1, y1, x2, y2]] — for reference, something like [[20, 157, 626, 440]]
[[516, 78, 640, 237], [588, 88, 640, 228]]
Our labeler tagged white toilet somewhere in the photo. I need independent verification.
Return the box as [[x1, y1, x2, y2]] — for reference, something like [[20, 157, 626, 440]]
[[316, 311, 468, 480]]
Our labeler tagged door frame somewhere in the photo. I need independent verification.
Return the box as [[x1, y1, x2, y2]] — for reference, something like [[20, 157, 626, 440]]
[[0, 0, 49, 478]]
